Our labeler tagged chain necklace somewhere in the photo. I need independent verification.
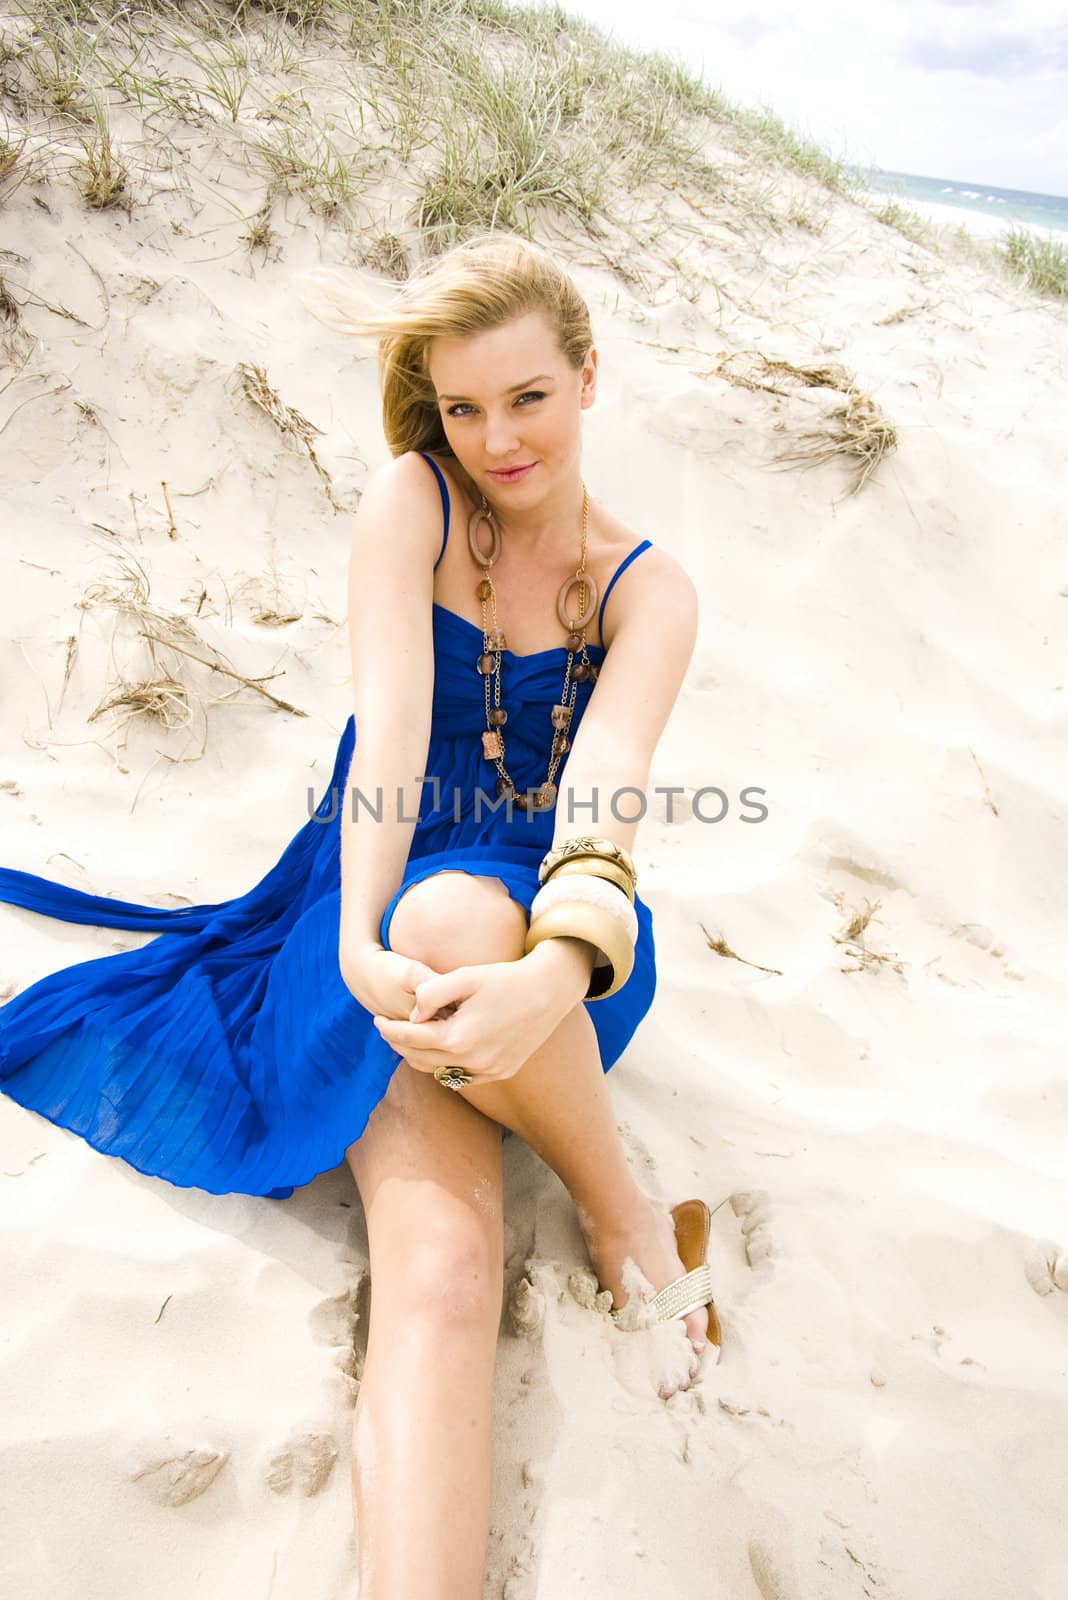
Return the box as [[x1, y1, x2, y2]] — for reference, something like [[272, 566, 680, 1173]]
[[467, 484, 600, 812]]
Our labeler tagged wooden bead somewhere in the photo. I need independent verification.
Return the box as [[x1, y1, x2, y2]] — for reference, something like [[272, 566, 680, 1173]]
[[496, 776, 515, 798], [477, 653, 494, 675], [489, 707, 507, 727], [571, 662, 589, 682], [514, 793, 528, 811], [481, 730, 502, 759], [468, 506, 501, 566], [476, 579, 493, 600], [534, 784, 557, 809], [588, 664, 599, 682], [566, 633, 582, 653], [557, 571, 598, 631]]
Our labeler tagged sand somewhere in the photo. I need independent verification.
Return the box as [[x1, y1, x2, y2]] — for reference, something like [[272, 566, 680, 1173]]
[[2, 13, 1067, 1598]]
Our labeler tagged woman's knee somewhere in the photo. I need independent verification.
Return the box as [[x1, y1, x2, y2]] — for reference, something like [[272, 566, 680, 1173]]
[[388, 871, 528, 971], [370, 1204, 504, 1327]]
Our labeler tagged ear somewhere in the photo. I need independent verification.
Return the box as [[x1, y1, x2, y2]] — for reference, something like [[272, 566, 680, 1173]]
[[580, 345, 598, 408]]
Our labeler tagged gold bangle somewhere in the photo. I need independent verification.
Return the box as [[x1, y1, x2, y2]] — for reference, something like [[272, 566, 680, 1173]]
[[526, 904, 634, 1000], [540, 856, 636, 904], [529, 874, 639, 940], [538, 836, 637, 892], [524, 902, 636, 1001]]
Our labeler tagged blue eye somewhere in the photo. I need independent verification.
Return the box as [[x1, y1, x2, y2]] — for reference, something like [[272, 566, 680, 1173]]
[[446, 391, 544, 418]]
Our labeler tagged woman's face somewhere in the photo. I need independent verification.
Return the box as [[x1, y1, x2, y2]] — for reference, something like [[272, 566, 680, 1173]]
[[427, 309, 596, 501]]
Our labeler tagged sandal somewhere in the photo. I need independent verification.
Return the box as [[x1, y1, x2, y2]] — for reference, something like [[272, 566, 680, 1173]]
[[609, 1198, 723, 1363]]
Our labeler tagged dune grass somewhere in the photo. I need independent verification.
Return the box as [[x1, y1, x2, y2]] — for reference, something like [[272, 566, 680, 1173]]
[[998, 225, 1068, 298], [2, 0, 1059, 763], [1, 0, 1057, 301], [864, 178, 1067, 300]]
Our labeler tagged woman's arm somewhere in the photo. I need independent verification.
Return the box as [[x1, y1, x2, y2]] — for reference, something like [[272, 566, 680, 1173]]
[[548, 550, 699, 858], [338, 452, 443, 965], [371, 551, 699, 1076]]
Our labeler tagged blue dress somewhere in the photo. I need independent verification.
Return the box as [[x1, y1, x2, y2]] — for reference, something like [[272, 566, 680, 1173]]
[[0, 453, 658, 1198]]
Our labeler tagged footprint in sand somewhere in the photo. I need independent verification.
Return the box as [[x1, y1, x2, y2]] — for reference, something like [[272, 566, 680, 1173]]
[[565, 1266, 613, 1315], [128, 1440, 229, 1506], [730, 1188, 777, 1270], [1023, 1238, 1068, 1297], [745, 1501, 804, 1600], [265, 1429, 339, 1497], [307, 1276, 363, 1347], [308, 1272, 370, 1401], [505, 1271, 546, 1338], [748, 1536, 801, 1600], [817, 1523, 891, 1596]]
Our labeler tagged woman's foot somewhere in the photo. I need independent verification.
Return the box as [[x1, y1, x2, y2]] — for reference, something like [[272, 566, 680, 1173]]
[[579, 1195, 710, 1398]]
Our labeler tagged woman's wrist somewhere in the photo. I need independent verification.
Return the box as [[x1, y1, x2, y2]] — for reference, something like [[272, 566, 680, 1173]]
[[340, 935, 384, 980], [522, 934, 599, 1003]]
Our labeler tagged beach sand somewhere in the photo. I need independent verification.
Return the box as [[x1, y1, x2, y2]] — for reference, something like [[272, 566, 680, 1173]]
[[1, 8, 1067, 1597]]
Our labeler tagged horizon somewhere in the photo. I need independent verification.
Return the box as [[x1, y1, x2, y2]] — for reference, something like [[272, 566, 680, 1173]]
[[520, 0, 1067, 199]]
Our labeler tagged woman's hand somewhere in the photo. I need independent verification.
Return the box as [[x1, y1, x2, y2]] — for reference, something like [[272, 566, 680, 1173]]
[[372, 938, 597, 1084], [341, 940, 445, 1025]]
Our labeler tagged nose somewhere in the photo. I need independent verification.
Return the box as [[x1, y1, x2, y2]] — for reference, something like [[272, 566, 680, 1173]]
[[483, 409, 521, 459]]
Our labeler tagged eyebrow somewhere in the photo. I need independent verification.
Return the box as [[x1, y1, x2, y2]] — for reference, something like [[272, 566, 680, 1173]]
[[437, 373, 554, 402]]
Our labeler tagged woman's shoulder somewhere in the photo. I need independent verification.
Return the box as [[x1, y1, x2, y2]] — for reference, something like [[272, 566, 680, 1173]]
[[361, 449, 456, 530], [596, 504, 690, 589], [411, 448, 469, 500], [591, 511, 695, 652], [352, 452, 452, 571]]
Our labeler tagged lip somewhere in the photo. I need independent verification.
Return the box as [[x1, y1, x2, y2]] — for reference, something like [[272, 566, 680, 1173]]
[[486, 462, 536, 482]]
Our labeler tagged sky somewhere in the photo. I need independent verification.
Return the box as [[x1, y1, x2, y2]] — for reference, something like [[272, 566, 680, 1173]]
[[521, 0, 1068, 197]]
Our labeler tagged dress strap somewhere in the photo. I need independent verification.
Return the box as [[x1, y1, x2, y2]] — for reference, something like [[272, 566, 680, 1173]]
[[597, 539, 653, 642], [416, 451, 450, 569]]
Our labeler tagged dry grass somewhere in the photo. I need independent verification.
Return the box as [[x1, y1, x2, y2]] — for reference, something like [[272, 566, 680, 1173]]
[[240, 198, 274, 252], [5, 0, 1055, 307], [773, 390, 897, 497], [76, 549, 307, 759], [699, 922, 783, 977], [832, 896, 907, 977], [0, 130, 27, 186], [87, 670, 195, 735], [0, 268, 37, 365], [0, 274, 19, 324], [78, 554, 211, 748], [1, 0, 1058, 766], [713, 351, 898, 496], [77, 104, 129, 209], [233, 562, 304, 626], [234, 360, 342, 509], [359, 229, 411, 279]]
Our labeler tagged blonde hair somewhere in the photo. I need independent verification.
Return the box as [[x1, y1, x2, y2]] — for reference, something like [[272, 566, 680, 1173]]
[[300, 232, 593, 458]]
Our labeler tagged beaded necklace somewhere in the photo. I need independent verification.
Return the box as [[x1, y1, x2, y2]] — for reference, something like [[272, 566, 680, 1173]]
[[468, 485, 600, 813]]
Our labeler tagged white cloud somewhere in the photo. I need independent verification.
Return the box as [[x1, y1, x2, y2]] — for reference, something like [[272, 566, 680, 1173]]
[[520, 0, 1067, 194]]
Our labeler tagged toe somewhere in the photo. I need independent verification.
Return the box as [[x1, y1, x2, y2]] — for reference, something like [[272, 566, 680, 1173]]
[[684, 1305, 709, 1352]]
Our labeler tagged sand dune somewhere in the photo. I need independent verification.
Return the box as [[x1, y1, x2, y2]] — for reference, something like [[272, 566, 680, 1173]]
[[2, 3, 1067, 1596]]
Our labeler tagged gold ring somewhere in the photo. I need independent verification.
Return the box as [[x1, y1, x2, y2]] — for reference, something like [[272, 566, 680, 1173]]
[[434, 1066, 474, 1091]]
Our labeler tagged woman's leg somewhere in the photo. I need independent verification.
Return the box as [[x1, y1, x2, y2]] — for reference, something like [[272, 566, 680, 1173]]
[[345, 1041, 504, 1599], [452, 990, 710, 1372], [385, 874, 708, 1390]]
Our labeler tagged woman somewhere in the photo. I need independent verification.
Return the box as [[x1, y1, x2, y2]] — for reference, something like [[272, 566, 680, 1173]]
[[0, 232, 721, 1596]]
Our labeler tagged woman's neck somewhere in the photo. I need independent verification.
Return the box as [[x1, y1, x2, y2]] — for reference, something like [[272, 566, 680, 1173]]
[[450, 458, 590, 558]]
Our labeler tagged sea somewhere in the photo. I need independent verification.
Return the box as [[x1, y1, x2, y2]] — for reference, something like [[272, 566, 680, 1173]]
[[857, 169, 1068, 244], [513, 0, 1068, 249]]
